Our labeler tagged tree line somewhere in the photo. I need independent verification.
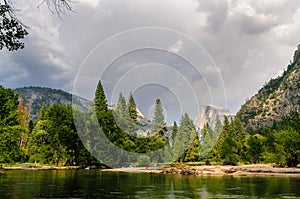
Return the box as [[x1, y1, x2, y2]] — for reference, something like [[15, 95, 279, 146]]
[[0, 82, 299, 167]]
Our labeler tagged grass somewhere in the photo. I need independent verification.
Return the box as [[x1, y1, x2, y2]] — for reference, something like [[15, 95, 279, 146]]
[[1, 162, 52, 167]]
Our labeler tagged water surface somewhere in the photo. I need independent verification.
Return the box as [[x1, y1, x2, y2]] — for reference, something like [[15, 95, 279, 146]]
[[0, 170, 300, 198]]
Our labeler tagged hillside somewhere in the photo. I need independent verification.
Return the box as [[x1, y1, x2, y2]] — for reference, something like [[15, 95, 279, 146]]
[[14, 87, 91, 120], [237, 45, 300, 132]]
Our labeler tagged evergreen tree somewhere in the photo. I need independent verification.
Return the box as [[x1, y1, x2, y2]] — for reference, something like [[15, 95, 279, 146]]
[[247, 134, 263, 163], [151, 99, 167, 136], [94, 80, 108, 123], [114, 93, 128, 131], [173, 113, 196, 162], [185, 133, 200, 162], [27, 104, 96, 166], [127, 92, 137, 122], [93, 81, 117, 137], [171, 121, 178, 146], [199, 123, 214, 159]]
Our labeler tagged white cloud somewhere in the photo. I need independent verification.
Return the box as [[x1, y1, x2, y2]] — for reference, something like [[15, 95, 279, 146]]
[[81, 0, 102, 8], [168, 40, 184, 53]]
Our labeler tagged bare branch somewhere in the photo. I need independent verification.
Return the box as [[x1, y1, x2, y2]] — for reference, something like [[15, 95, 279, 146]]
[[38, 0, 76, 18]]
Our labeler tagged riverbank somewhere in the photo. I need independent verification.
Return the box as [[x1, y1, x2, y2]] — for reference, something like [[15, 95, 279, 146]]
[[102, 164, 300, 177], [2, 164, 300, 177], [3, 166, 83, 170], [161, 164, 300, 177], [102, 167, 162, 174]]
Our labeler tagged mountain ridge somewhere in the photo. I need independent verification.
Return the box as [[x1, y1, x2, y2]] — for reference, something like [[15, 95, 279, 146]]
[[237, 45, 300, 132], [14, 86, 91, 120]]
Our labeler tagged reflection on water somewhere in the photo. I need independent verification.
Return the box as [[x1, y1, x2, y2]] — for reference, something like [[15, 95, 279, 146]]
[[0, 170, 300, 198]]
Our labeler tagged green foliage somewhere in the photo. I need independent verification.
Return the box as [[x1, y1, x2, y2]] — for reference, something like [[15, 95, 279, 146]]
[[151, 99, 167, 136], [0, 85, 25, 163], [185, 134, 200, 162], [207, 117, 248, 165], [173, 113, 198, 162], [136, 155, 150, 167], [171, 121, 178, 146], [113, 92, 138, 134], [0, 3, 28, 51], [246, 134, 263, 163], [94, 81, 108, 122], [127, 92, 137, 122], [26, 104, 96, 166], [273, 128, 300, 167]]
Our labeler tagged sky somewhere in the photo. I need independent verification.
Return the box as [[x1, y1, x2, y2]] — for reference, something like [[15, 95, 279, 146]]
[[1, 0, 300, 124]]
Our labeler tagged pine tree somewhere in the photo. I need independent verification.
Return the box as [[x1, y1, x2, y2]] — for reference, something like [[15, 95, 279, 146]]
[[127, 92, 137, 122], [94, 80, 108, 125], [171, 121, 178, 146], [38, 103, 48, 121], [173, 113, 197, 162], [151, 99, 167, 136], [114, 93, 132, 133], [200, 123, 214, 159]]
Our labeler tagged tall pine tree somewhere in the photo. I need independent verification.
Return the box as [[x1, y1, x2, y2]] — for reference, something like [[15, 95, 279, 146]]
[[94, 80, 108, 124], [151, 99, 167, 136], [127, 92, 137, 122]]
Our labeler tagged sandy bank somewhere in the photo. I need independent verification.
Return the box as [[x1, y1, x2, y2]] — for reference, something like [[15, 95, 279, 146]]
[[102, 164, 300, 177], [102, 167, 162, 174], [161, 164, 300, 177]]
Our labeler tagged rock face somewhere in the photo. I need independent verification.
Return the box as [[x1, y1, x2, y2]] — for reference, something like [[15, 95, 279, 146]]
[[193, 104, 234, 131], [14, 87, 91, 120], [237, 46, 300, 132]]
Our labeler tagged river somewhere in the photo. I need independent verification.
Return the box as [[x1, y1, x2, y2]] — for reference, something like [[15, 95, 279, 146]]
[[0, 170, 299, 198]]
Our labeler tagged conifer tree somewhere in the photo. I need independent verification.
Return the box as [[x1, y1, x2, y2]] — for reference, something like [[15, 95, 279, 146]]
[[171, 121, 178, 146], [173, 113, 196, 162], [127, 92, 137, 122], [151, 99, 167, 136], [94, 80, 108, 122], [114, 93, 131, 133]]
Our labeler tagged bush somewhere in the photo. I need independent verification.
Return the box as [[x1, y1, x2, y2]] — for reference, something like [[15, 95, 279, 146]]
[[136, 155, 150, 167]]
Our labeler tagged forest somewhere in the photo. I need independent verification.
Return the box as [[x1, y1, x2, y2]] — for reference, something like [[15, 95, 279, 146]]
[[0, 81, 299, 168]]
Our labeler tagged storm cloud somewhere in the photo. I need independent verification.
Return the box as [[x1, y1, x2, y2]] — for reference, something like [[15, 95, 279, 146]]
[[1, 0, 300, 123]]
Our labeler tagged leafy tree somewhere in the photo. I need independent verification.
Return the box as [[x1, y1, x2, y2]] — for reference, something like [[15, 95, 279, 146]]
[[274, 128, 300, 167], [136, 155, 150, 167], [0, 2, 28, 51], [247, 134, 263, 163], [27, 104, 96, 166], [0, 85, 24, 162], [18, 100, 30, 148], [0, 0, 74, 51]]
